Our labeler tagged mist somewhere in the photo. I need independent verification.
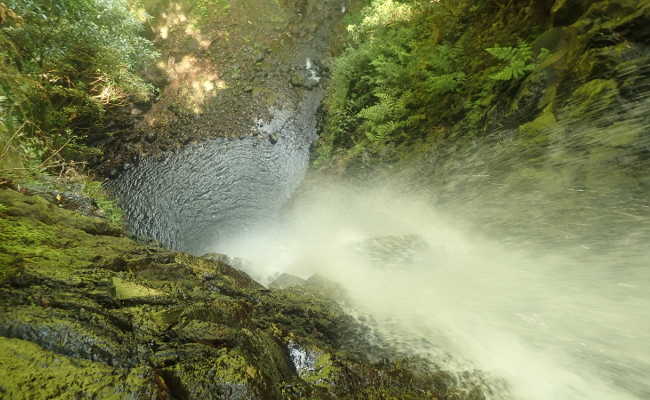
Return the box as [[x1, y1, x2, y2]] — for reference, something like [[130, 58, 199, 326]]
[[210, 178, 650, 400], [200, 62, 650, 400]]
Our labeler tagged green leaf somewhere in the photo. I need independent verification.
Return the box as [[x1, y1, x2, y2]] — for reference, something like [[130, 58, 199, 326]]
[[486, 43, 539, 81]]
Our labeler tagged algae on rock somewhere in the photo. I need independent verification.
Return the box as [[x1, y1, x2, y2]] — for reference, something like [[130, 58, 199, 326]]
[[0, 187, 469, 399]]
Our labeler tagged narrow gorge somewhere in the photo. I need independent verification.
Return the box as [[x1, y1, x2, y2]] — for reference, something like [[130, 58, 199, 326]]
[[1, 1, 649, 399]]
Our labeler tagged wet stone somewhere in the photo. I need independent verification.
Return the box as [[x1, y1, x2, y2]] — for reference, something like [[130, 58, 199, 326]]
[[287, 341, 318, 377]]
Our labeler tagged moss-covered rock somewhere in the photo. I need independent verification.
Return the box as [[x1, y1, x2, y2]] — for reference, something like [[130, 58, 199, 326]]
[[0, 187, 466, 399], [560, 79, 619, 121], [112, 277, 166, 300], [0, 337, 158, 400]]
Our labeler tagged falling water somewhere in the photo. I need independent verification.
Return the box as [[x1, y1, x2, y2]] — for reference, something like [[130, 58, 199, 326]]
[[215, 179, 649, 400], [210, 65, 650, 399], [112, 61, 650, 399]]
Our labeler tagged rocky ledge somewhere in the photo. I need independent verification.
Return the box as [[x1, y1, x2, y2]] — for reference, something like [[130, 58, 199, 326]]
[[0, 187, 474, 400]]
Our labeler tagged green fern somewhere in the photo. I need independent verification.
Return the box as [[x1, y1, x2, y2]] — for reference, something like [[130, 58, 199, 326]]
[[486, 43, 545, 81], [357, 91, 408, 143], [425, 72, 466, 94]]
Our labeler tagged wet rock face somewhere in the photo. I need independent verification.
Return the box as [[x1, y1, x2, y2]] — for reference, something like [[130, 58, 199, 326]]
[[0, 188, 467, 400], [288, 341, 318, 376], [290, 58, 323, 89]]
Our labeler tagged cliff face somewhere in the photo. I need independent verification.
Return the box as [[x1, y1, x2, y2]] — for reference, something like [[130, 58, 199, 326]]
[[4, 3, 462, 398], [2, 1, 649, 398], [97, 0, 354, 177]]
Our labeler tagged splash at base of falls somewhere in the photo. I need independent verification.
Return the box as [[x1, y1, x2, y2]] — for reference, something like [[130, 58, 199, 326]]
[[212, 180, 650, 400]]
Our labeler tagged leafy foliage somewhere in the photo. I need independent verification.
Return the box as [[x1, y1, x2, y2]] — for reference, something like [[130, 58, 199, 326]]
[[316, 0, 555, 171], [316, 0, 466, 166], [193, 0, 230, 23], [0, 0, 157, 170], [3, 0, 156, 100], [82, 181, 124, 225], [486, 43, 548, 80]]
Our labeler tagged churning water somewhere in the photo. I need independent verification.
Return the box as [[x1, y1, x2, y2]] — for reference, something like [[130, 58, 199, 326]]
[[111, 63, 650, 399]]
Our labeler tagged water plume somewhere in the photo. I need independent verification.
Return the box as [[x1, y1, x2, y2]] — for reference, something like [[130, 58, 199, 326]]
[[212, 178, 650, 400]]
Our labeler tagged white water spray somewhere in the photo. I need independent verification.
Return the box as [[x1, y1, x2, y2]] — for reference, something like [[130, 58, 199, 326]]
[[212, 180, 650, 400]]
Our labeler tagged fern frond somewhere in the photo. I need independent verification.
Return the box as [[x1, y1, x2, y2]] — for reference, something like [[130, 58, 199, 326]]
[[486, 43, 538, 81]]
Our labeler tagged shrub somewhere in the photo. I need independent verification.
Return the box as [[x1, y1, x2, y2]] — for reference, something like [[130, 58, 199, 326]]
[[3, 0, 156, 102], [82, 180, 123, 225], [0, 0, 158, 169], [317, 0, 465, 164]]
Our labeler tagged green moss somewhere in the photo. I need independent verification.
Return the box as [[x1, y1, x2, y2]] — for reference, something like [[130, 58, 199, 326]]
[[0, 212, 110, 273], [82, 181, 124, 226], [0, 217, 57, 248], [0, 337, 156, 399], [163, 347, 257, 399], [0, 216, 68, 265], [303, 352, 340, 387], [519, 105, 560, 137], [563, 79, 618, 120], [178, 298, 251, 327], [0, 188, 137, 283], [0, 263, 20, 285], [112, 277, 165, 299], [214, 348, 256, 383]]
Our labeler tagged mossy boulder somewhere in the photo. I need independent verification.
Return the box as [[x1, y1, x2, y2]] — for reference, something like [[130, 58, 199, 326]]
[[519, 105, 560, 136]]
